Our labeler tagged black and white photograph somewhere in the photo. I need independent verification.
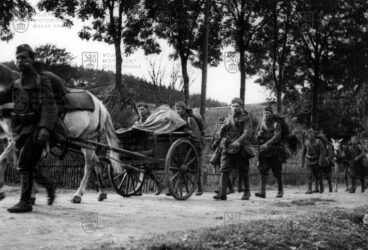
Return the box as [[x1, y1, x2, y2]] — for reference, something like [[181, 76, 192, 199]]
[[1, 0, 368, 249]]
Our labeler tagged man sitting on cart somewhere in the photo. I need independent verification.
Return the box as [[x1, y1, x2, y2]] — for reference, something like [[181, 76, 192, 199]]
[[134, 102, 151, 125], [169, 101, 205, 196], [132, 102, 164, 196]]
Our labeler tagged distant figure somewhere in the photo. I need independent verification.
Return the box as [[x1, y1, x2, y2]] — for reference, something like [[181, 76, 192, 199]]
[[301, 128, 326, 194], [346, 135, 367, 193]]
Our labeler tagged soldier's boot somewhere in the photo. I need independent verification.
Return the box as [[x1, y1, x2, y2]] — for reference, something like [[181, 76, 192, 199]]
[[196, 182, 204, 196], [241, 173, 250, 200], [349, 178, 356, 193], [228, 178, 235, 194], [361, 178, 365, 193], [7, 172, 33, 213], [276, 177, 284, 198], [327, 178, 333, 193], [305, 176, 313, 194], [312, 179, 319, 193], [255, 175, 267, 198], [34, 171, 57, 205], [213, 173, 228, 200], [319, 178, 324, 194]]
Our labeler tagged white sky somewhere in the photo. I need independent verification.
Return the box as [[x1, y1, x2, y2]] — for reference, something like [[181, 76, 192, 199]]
[[0, 1, 272, 104]]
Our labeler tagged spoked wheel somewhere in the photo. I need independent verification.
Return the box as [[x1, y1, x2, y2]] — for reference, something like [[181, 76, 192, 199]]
[[165, 139, 199, 200], [104, 158, 145, 197]]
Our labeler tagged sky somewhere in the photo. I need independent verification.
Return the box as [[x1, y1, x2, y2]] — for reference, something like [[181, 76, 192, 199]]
[[0, 1, 272, 104]]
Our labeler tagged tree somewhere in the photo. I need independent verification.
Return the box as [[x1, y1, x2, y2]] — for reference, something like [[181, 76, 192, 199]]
[[38, 0, 160, 103], [217, 0, 270, 104], [145, 0, 223, 105], [0, 0, 34, 41], [255, 0, 296, 112]]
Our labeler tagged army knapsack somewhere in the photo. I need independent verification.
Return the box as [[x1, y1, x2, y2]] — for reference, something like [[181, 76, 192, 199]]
[[273, 113, 290, 140]]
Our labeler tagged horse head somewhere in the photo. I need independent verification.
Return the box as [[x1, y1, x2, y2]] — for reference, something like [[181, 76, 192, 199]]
[[331, 138, 345, 160], [0, 63, 20, 91]]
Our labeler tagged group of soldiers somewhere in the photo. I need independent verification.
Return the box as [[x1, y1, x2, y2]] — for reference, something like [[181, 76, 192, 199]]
[[2, 43, 366, 214]]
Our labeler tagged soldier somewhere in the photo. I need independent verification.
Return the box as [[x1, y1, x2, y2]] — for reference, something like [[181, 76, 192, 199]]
[[318, 131, 334, 193], [346, 135, 367, 193], [301, 128, 326, 194], [134, 102, 151, 125], [6, 44, 65, 213], [213, 98, 254, 200], [255, 106, 287, 198], [174, 101, 205, 196]]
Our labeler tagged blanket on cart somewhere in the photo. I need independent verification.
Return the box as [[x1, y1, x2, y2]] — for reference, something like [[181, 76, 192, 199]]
[[115, 109, 186, 135]]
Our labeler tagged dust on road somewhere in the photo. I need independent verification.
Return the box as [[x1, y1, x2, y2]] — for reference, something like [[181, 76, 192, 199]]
[[0, 186, 367, 250]]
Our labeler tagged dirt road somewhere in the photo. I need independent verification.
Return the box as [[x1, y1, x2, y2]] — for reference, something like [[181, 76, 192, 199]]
[[0, 185, 367, 250]]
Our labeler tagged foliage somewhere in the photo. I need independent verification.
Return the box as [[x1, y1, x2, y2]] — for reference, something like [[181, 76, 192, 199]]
[[0, 0, 34, 41], [127, 206, 368, 250]]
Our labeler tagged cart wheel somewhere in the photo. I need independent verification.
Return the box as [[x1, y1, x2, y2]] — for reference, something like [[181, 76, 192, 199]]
[[165, 139, 199, 200], [103, 158, 145, 197]]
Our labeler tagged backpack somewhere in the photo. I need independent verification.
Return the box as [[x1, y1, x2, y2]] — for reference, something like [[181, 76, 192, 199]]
[[273, 113, 290, 140], [187, 109, 205, 137]]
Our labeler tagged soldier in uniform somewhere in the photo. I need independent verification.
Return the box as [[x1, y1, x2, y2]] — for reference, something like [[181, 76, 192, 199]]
[[255, 106, 286, 198], [6, 44, 65, 213], [213, 98, 254, 200], [346, 135, 367, 193], [301, 128, 326, 194], [174, 101, 205, 196]]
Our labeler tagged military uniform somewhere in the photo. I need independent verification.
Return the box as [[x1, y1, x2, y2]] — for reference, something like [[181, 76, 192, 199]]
[[322, 142, 334, 192], [6, 72, 62, 212], [301, 138, 325, 194], [216, 111, 253, 200], [256, 117, 285, 198], [346, 143, 367, 193]]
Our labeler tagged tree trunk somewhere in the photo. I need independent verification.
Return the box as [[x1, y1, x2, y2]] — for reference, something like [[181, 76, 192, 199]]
[[181, 57, 189, 105], [276, 86, 282, 113], [200, 0, 210, 119], [114, 42, 123, 93], [239, 41, 246, 104], [311, 60, 319, 125]]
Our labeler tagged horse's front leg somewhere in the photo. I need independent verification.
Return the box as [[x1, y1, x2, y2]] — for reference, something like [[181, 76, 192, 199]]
[[345, 170, 349, 192], [93, 154, 107, 201], [0, 140, 15, 201], [72, 149, 93, 204]]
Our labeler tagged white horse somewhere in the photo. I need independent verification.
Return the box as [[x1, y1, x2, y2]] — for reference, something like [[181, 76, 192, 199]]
[[0, 63, 121, 204], [331, 138, 350, 192]]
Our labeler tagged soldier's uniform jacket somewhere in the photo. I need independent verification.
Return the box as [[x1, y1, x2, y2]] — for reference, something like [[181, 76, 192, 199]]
[[220, 111, 253, 157], [302, 138, 325, 166], [347, 143, 367, 167], [257, 118, 282, 158], [0, 73, 62, 148]]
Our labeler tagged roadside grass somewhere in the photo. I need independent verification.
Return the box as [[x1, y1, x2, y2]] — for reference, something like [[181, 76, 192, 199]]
[[122, 206, 368, 250]]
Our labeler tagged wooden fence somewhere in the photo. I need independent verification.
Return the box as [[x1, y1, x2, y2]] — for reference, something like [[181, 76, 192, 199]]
[[3, 139, 347, 192]]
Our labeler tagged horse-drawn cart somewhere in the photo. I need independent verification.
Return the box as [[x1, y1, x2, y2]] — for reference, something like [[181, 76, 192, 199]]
[[67, 127, 201, 201]]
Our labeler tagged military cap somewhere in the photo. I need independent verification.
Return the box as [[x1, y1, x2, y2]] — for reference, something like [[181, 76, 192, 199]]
[[231, 98, 243, 105], [175, 101, 187, 109], [16, 44, 35, 60]]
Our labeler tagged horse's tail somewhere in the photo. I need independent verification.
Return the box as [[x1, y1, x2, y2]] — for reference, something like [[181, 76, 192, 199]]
[[100, 104, 122, 174]]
